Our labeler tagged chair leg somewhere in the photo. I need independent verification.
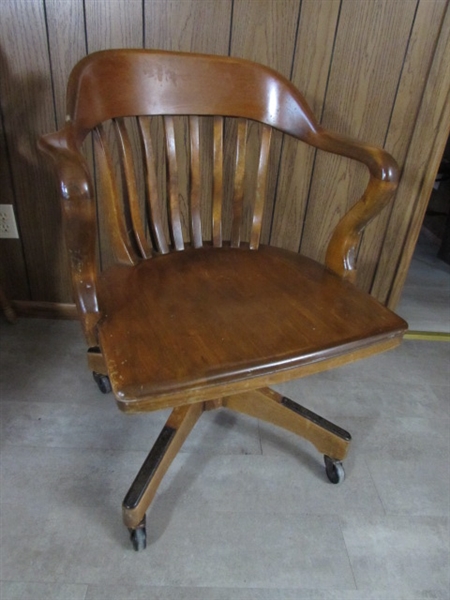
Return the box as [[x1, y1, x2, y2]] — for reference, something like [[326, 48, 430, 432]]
[[122, 401, 204, 533], [224, 387, 351, 463]]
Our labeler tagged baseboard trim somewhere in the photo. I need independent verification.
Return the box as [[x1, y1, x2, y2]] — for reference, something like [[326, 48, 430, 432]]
[[12, 301, 78, 320]]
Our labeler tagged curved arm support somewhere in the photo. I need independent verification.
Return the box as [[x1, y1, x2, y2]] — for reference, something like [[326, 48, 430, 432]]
[[308, 128, 399, 282], [38, 126, 101, 344]]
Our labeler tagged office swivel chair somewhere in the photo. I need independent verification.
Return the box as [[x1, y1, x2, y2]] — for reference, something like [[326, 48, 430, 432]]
[[39, 49, 407, 550]]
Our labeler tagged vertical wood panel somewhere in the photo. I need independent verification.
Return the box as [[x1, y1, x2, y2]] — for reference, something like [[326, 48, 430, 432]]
[[0, 0, 71, 302], [45, 0, 100, 282], [144, 0, 232, 54], [45, 0, 86, 128], [85, 0, 143, 51], [0, 111, 29, 300], [358, 0, 448, 294], [84, 0, 143, 267], [0, 0, 447, 308], [231, 0, 300, 76], [270, 0, 341, 250], [144, 0, 232, 244], [300, 0, 417, 271], [373, 2, 450, 307], [227, 0, 301, 243]]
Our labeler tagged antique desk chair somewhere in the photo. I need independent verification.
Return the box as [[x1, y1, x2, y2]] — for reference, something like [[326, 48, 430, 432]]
[[39, 49, 407, 551]]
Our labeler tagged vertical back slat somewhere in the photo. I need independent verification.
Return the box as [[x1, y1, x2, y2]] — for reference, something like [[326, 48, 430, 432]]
[[189, 116, 203, 248], [250, 125, 272, 250], [212, 116, 224, 247], [164, 116, 185, 251], [113, 118, 152, 259], [137, 116, 169, 254], [230, 119, 248, 248], [93, 124, 138, 265]]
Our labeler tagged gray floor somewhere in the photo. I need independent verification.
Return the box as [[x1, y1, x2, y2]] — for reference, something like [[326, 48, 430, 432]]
[[1, 241, 449, 600], [397, 231, 450, 333]]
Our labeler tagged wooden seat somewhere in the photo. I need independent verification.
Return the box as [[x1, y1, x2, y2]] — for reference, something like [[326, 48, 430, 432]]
[[98, 245, 404, 410], [39, 49, 407, 551]]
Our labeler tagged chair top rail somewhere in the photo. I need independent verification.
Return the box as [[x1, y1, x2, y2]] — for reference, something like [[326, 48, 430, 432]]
[[67, 49, 319, 142]]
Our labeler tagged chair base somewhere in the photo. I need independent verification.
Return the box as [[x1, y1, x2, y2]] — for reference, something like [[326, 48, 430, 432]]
[[122, 388, 351, 548]]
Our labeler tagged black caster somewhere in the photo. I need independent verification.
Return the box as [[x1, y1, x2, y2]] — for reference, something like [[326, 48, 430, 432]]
[[92, 371, 112, 394], [129, 516, 147, 551], [324, 455, 345, 484]]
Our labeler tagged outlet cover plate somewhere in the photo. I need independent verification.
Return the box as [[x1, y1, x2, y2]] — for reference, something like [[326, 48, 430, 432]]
[[0, 204, 19, 239]]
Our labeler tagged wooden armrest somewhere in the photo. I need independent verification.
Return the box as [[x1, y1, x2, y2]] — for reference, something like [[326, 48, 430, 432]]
[[308, 127, 399, 282], [38, 126, 101, 344]]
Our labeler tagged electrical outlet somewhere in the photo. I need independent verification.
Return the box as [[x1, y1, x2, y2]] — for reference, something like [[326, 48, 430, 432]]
[[0, 204, 19, 239]]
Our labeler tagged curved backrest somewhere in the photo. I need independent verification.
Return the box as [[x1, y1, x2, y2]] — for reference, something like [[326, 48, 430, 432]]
[[67, 49, 318, 139], [65, 50, 321, 263]]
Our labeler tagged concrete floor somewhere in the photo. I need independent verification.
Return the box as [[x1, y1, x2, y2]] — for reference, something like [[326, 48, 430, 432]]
[[1, 239, 449, 600]]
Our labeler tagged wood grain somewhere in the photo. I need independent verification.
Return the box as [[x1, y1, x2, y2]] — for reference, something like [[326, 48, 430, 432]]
[[0, 114, 29, 300], [231, 0, 301, 77], [1, 0, 448, 310], [45, 0, 86, 128], [374, 2, 450, 307], [358, 0, 448, 294], [94, 124, 138, 265], [114, 118, 152, 258], [122, 402, 204, 529], [300, 0, 417, 272], [230, 119, 248, 247], [230, 0, 301, 244], [84, 0, 143, 51], [84, 0, 143, 269], [144, 1, 232, 250], [250, 125, 272, 250], [137, 116, 169, 254], [42, 48, 401, 333], [0, 0, 71, 302], [144, 0, 232, 54], [97, 246, 406, 411], [189, 116, 203, 248], [225, 388, 350, 460], [164, 116, 185, 251], [270, 0, 340, 251], [364, 0, 449, 298], [212, 116, 224, 247]]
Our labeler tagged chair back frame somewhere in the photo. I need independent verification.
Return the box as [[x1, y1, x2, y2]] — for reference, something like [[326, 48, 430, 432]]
[[39, 49, 399, 345]]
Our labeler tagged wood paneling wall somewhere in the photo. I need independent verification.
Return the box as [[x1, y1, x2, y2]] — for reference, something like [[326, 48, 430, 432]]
[[0, 0, 449, 308]]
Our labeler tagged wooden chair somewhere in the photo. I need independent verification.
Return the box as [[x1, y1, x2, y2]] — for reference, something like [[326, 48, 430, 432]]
[[39, 49, 407, 551]]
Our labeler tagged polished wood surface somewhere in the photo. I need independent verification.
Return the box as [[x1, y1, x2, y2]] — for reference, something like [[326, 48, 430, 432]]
[[2, 1, 449, 307], [122, 401, 203, 530], [39, 48, 406, 378], [40, 49, 400, 345], [39, 49, 408, 544], [97, 245, 405, 410], [224, 388, 350, 462]]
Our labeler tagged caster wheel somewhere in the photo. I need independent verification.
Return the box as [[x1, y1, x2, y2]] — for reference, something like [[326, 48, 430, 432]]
[[324, 455, 345, 485], [129, 523, 147, 551], [93, 372, 112, 394]]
